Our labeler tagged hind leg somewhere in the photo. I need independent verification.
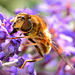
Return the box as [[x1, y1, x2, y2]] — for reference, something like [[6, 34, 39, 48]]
[[21, 38, 44, 69]]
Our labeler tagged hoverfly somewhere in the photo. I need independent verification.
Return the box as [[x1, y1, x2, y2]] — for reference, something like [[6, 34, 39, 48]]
[[9, 13, 75, 70]]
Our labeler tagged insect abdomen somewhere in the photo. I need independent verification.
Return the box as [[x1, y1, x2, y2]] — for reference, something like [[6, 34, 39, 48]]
[[37, 42, 51, 54]]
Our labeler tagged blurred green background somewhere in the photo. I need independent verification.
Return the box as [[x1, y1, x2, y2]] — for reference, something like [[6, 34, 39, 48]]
[[0, 0, 43, 18]]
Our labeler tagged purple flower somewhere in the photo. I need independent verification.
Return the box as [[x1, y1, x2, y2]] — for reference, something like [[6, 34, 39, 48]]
[[59, 67, 65, 75], [0, 51, 4, 60], [26, 65, 34, 74], [14, 8, 37, 15], [37, 3, 50, 13], [0, 31, 6, 39], [9, 66, 17, 75], [0, 60, 2, 67], [8, 45, 15, 53], [0, 44, 2, 51], [17, 57, 24, 67], [22, 54, 34, 68], [0, 31, 7, 44], [44, 54, 51, 62], [0, 12, 7, 22], [0, 13, 4, 22], [43, 0, 62, 5]]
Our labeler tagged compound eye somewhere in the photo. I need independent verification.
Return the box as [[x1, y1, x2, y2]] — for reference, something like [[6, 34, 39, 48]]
[[21, 16, 25, 21], [21, 19, 32, 32], [17, 16, 21, 19]]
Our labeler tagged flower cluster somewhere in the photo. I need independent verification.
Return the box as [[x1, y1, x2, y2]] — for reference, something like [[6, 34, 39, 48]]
[[0, 12, 36, 75], [0, 0, 75, 75]]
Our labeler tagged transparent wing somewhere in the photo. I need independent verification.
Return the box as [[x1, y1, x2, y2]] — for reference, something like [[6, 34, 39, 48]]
[[50, 35, 75, 70], [36, 14, 49, 26]]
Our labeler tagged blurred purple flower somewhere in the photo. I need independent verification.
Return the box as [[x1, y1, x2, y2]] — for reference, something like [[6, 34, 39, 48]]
[[0, 44, 2, 51], [15, 8, 37, 15], [0, 60, 2, 67], [0, 51, 4, 60], [26, 65, 34, 74], [9, 66, 17, 74], [43, 0, 62, 5], [0, 31, 6, 39], [8, 45, 15, 53], [58, 66, 66, 75], [0, 12, 7, 22], [37, 1, 64, 14], [22, 54, 34, 68]]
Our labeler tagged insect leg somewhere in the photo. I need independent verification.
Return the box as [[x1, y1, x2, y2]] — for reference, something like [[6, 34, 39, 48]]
[[21, 57, 43, 69], [28, 38, 44, 57], [21, 38, 44, 69], [7, 36, 29, 40], [20, 43, 37, 46]]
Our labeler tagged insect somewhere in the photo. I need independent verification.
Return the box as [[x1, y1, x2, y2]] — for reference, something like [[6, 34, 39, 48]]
[[9, 13, 75, 70]]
